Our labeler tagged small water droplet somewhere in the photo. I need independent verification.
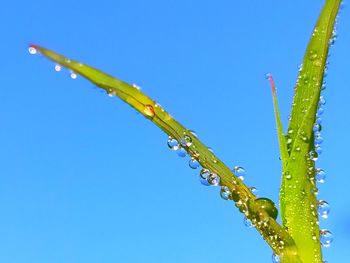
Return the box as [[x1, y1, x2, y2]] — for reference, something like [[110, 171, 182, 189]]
[[285, 172, 292, 180], [288, 129, 294, 135], [309, 50, 318, 61], [256, 198, 278, 220], [220, 186, 231, 200], [176, 147, 187, 158], [233, 166, 245, 181], [272, 253, 280, 263], [28, 46, 37, 55], [180, 135, 192, 147], [318, 200, 330, 219], [316, 117, 322, 125], [319, 96, 326, 105], [249, 186, 258, 194], [320, 229, 333, 248], [315, 146, 322, 155], [189, 130, 198, 138], [189, 158, 200, 169], [315, 135, 324, 145], [143, 105, 155, 117], [70, 72, 77, 79], [199, 169, 211, 186], [207, 173, 220, 186], [243, 217, 253, 228], [313, 124, 322, 132], [167, 137, 179, 150], [309, 150, 318, 162], [132, 84, 141, 90], [54, 64, 62, 72], [316, 169, 326, 183], [295, 146, 301, 152], [317, 107, 324, 117]]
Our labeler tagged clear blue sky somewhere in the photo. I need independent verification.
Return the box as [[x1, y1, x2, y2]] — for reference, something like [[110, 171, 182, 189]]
[[1, 1, 349, 262]]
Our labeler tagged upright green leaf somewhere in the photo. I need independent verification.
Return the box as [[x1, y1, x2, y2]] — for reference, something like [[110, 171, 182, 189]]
[[281, 1, 341, 262]]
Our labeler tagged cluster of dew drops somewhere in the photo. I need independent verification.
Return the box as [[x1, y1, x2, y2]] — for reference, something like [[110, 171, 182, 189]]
[[28, 45, 78, 79], [272, 11, 343, 262], [166, 132, 280, 227]]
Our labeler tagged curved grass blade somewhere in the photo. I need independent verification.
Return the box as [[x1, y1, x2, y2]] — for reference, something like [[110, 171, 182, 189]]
[[281, 1, 342, 262], [30, 44, 301, 261]]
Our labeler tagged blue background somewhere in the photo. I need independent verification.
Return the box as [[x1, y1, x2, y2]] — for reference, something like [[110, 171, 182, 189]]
[[1, 0, 349, 262]]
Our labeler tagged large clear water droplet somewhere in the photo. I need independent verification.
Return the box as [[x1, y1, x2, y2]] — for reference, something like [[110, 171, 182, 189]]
[[199, 169, 210, 186], [318, 200, 330, 219], [189, 158, 200, 169], [316, 169, 326, 183], [207, 173, 220, 186], [176, 147, 187, 157], [167, 137, 179, 150], [320, 229, 333, 248], [256, 198, 278, 220], [220, 186, 231, 200], [272, 253, 280, 263], [28, 46, 37, 55]]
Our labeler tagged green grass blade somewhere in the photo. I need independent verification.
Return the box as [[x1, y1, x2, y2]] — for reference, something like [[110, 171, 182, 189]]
[[30, 44, 301, 261], [267, 74, 289, 226], [281, 1, 341, 262]]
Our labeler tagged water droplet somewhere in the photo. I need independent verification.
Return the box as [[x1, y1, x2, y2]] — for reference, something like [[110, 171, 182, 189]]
[[316, 169, 326, 184], [288, 129, 294, 135], [143, 105, 155, 117], [176, 147, 187, 158], [319, 96, 326, 105], [295, 146, 301, 152], [28, 46, 37, 55], [318, 200, 330, 219], [320, 229, 333, 248], [243, 217, 253, 228], [285, 172, 292, 180], [70, 72, 77, 79], [233, 166, 245, 181], [317, 107, 324, 117], [207, 173, 220, 186], [309, 50, 318, 61], [54, 64, 62, 72], [272, 253, 280, 263], [220, 186, 231, 200], [132, 84, 141, 90], [249, 186, 258, 194], [315, 146, 322, 155], [180, 135, 192, 147], [309, 151, 318, 162], [208, 147, 214, 153], [199, 169, 210, 186], [167, 137, 179, 150], [313, 124, 322, 133], [189, 130, 198, 138], [189, 158, 200, 169], [256, 198, 278, 220], [316, 117, 322, 125], [315, 135, 324, 145]]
